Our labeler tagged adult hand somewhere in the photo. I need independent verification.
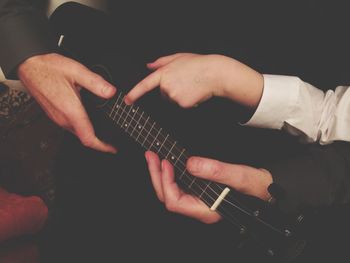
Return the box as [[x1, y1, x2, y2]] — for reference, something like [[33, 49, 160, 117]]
[[125, 53, 263, 109], [18, 53, 117, 153], [145, 151, 272, 224]]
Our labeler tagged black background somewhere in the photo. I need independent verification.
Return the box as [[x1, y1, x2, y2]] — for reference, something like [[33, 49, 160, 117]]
[[32, 1, 350, 262]]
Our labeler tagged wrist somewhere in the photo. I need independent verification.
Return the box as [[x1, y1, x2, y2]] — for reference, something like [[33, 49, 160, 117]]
[[217, 56, 264, 110]]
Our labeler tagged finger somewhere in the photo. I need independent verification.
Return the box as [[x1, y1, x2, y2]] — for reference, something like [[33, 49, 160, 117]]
[[186, 157, 245, 188], [71, 107, 117, 154], [145, 151, 164, 202], [187, 157, 272, 200], [74, 65, 116, 99], [161, 159, 221, 223], [160, 159, 182, 203], [124, 70, 161, 105], [147, 53, 187, 70]]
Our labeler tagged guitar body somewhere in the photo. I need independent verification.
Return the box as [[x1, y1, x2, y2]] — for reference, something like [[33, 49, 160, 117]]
[[50, 3, 306, 262]]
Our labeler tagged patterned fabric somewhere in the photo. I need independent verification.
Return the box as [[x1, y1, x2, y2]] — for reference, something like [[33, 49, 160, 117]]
[[0, 82, 63, 210], [0, 83, 32, 127]]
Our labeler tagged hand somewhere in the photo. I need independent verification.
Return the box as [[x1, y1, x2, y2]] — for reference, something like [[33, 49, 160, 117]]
[[145, 151, 272, 224], [125, 53, 264, 109], [18, 53, 117, 153]]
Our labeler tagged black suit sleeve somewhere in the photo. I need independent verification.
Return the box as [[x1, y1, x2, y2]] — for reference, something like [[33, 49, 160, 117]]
[[0, 0, 56, 79], [265, 142, 350, 214]]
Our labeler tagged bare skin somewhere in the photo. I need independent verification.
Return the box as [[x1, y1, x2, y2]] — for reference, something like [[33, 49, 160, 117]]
[[125, 53, 263, 109], [127, 53, 272, 223], [18, 53, 117, 153], [145, 151, 272, 224]]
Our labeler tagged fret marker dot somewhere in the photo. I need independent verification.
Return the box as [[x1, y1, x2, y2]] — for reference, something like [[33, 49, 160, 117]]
[[124, 124, 128, 127], [138, 125, 142, 129], [156, 142, 160, 146], [116, 105, 119, 108], [132, 109, 135, 113], [171, 156, 175, 160]]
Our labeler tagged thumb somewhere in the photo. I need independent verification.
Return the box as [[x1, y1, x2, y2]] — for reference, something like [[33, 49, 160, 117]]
[[74, 64, 116, 99], [186, 157, 272, 200]]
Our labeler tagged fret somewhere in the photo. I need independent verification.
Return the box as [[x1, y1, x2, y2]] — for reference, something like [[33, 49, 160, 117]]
[[190, 179, 212, 202], [136, 116, 150, 142], [157, 134, 169, 154], [149, 127, 162, 151], [108, 93, 122, 117], [174, 148, 185, 165], [179, 169, 187, 180], [204, 188, 221, 209], [111, 95, 123, 121], [131, 112, 144, 137], [117, 103, 128, 125], [142, 121, 155, 147], [165, 141, 177, 160], [188, 177, 197, 188], [199, 181, 211, 198], [125, 107, 139, 134], [121, 106, 133, 129]]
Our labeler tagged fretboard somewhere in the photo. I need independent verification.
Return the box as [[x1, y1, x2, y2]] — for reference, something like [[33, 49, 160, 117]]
[[101, 92, 255, 231], [102, 92, 223, 206]]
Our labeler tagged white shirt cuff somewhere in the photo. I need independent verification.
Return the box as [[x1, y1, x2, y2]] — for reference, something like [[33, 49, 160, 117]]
[[243, 74, 301, 129]]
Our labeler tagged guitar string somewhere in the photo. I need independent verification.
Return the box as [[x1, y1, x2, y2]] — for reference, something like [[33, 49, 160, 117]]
[[104, 97, 260, 221], [106, 96, 232, 199], [106, 94, 254, 215], [104, 106, 247, 230], [85, 56, 284, 234], [90, 69, 253, 215], [103, 100, 252, 230], [104, 95, 285, 235]]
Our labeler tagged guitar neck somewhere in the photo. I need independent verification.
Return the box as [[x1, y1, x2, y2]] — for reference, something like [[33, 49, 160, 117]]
[[95, 88, 306, 261], [102, 92, 226, 208]]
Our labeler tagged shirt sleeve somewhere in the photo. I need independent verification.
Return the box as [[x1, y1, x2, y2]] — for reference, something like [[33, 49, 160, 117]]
[[0, 0, 57, 79], [244, 74, 350, 144]]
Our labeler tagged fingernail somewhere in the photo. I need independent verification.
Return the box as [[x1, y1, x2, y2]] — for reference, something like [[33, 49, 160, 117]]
[[161, 159, 166, 169], [145, 151, 149, 162], [124, 97, 131, 105], [103, 86, 115, 96]]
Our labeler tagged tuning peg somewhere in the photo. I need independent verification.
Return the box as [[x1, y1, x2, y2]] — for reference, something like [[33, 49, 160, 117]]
[[296, 214, 304, 223], [267, 248, 275, 257]]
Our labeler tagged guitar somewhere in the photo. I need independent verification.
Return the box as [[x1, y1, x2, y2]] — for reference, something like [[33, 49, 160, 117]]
[[50, 3, 306, 262]]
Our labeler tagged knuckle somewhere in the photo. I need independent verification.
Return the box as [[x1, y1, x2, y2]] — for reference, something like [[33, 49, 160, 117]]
[[210, 161, 223, 179]]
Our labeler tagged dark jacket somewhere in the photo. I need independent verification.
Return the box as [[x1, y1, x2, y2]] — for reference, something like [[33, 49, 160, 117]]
[[0, 0, 56, 78]]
